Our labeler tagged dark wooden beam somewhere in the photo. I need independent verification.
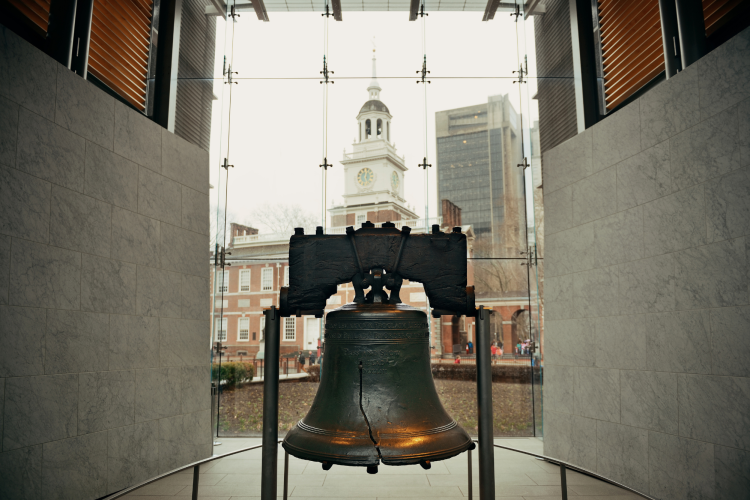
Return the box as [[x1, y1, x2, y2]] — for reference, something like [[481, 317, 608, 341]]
[[331, 0, 342, 21], [409, 0, 420, 21], [252, 0, 269, 22], [482, 0, 500, 21]]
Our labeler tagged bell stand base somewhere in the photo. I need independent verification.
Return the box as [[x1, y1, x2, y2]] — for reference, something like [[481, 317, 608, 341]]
[[260, 305, 494, 500]]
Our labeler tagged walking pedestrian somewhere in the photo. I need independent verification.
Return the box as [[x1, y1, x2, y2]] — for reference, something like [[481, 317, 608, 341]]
[[309, 350, 317, 365], [299, 351, 306, 370], [454, 354, 461, 364], [491, 344, 497, 364], [467, 340, 473, 355]]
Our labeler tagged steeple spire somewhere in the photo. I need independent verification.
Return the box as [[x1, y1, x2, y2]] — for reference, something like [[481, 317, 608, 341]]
[[367, 40, 381, 100]]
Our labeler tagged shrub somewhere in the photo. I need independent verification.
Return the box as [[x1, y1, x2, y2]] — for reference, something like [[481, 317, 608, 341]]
[[306, 365, 320, 382], [213, 362, 254, 386]]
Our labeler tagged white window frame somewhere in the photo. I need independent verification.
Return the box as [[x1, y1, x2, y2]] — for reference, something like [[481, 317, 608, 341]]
[[261, 267, 273, 291], [218, 271, 229, 293], [260, 316, 266, 341], [239, 269, 251, 292], [238, 317, 249, 341], [284, 266, 290, 287], [356, 213, 366, 224], [215, 317, 227, 342], [284, 317, 296, 341]]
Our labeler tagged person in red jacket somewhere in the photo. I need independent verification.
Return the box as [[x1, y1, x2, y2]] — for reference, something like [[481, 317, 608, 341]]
[[490, 344, 498, 364], [454, 355, 461, 364]]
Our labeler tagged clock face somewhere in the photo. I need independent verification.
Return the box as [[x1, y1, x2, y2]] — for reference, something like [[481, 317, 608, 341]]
[[391, 171, 400, 190], [357, 168, 374, 186]]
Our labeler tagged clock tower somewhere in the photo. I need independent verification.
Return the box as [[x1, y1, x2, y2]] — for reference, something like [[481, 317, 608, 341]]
[[329, 49, 418, 228]]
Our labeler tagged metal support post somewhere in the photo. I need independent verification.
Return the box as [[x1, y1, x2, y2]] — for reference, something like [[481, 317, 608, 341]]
[[283, 450, 290, 500], [152, 0, 183, 130], [475, 306, 495, 500], [191, 464, 200, 500], [560, 463, 568, 500], [47, 0, 78, 68], [261, 306, 281, 500], [70, 0, 93, 77], [569, 0, 600, 131], [467, 446, 473, 499], [675, 0, 707, 69], [658, 0, 681, 78]]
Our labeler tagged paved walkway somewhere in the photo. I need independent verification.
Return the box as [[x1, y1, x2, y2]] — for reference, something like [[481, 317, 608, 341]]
[[123, 437, 641, 500]]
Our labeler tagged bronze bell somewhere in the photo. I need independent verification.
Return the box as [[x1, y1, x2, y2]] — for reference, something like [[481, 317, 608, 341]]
[[282, 301, 473, 470]]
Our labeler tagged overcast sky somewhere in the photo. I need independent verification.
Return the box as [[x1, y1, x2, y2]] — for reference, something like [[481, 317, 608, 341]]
[[206, 12, 539, 235]]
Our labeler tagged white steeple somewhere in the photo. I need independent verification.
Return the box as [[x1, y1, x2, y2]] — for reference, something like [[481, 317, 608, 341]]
[[367, 42, 381, 100]]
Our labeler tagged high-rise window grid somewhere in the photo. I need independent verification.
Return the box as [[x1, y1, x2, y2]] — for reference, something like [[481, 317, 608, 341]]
[[240, 270, 251, 291], [261, 268, 273, 291], [238, 318, 249, 341], [284, 317, 296, 341]]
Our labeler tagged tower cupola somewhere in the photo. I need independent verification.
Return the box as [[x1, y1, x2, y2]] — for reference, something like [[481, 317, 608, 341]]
[[357, 48, 392, 143]]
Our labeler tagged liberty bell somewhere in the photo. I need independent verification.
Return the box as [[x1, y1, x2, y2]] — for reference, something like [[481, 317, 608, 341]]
[[279, 222, 476, 473]]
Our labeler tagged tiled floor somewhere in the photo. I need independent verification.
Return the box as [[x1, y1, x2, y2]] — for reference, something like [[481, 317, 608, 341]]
[[123, 438, 642, 500]]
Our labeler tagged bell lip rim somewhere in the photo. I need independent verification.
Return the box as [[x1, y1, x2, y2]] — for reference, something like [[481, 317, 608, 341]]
[[328, 302, 427, 315]]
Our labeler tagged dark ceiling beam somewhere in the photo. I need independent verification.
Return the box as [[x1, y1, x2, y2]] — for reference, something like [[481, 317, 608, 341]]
[[409, 0, 420, 21], [252, 0, 269, 21], [482, 0, 500, 21], [331, 0, 342, 20]]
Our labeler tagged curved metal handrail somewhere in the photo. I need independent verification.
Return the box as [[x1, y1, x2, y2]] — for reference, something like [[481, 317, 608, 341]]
[[489, 442, 656, 500]]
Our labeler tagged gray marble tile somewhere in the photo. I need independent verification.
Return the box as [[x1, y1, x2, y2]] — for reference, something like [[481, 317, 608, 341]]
[[111, 207, 160, 266], [544, 222, 595, 278], [616, 141, 671, 211], [0, 94, 18, 167], [113, 101, 161, 172], [542, 128, 593, 193], [675, 237, 748, 309], [698, 26, 750, 119], [572, 166, 617, 227], [543, 184, 572, 235], [0, 234, 9, 304], [45, 309, 109, 374], [16, 108, 86, 192], [593, 99, 641, 172], [78, 370, 135, 434], [160, 318, 209, 367], [108, 315, 159, 370], [542, 365, 578, 415], [162, 129, 210, 194], [542, 410, 597, 471], [576, 367, 619, 423], [705, 167, 750, 243], [49, 186, 111, 257], [543, 273, 575, 321], [595, 421, 648, 493], [9, 238, 80, 309], [0, 164, 51, 243], [181, 273, 209, 320], [181, 186, 209, 236], [678, 373, 750, 450], [670, 105, 741, 191], [0, 306, 45, 377], [544, 319, 595, 367], [158, 410, 212, 473], [0, 445, 42, 500], [714, 445, 750, 500], [182, 365, 211, 414], [134, 367, 182, 422], [161, 223, 209, 277], [643, 183, 707, 258], [138, 166, 181, 226], [618, 253, 675, 315], [54, 66, 114, 150], [84, 141, 138, 211], [2, 374, 78, 450], [107, 421, 159, 492], [648, 310, 712, 375], [620, 370, 678, 434], [81, 255, 136, 314], [595, 314, 648, 371], [572, 266, 618, 318], [0, 28, 57, 120], [741, 98, 750, 167], [136, 266, 181, 318], [42, 432, 108, 500], [593, 206, 643, 268], [640, 63, 700, 149], [648, 431, 714, 500], [710, 305, 750, 377]]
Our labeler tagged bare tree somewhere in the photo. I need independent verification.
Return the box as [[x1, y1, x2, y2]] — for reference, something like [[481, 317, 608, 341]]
[[252, 204, 319, 234], [210, 205, 253, 248], [471, 232, 527, 296]]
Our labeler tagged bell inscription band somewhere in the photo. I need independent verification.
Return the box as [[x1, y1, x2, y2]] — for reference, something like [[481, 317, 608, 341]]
[[283, 302, 473, 468]]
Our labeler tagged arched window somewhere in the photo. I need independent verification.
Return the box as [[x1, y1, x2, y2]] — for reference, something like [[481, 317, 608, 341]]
[[387, 121, 390, 142], [377, 119, 383, 137], [365, 119, 371, 138], [359, 122, 362, 142]]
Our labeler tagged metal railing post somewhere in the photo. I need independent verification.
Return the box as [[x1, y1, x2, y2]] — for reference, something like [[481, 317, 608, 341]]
[[261, 307, 281, 500], [467, 447, 473, 499], [191, 465, 200, 500], [283, 450, 290, 500], [475, 306, 495, 500], [560, 463, 568, 500]]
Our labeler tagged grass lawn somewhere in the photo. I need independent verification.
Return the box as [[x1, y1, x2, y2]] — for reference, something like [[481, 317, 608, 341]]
[[217, 378, 535, 437]]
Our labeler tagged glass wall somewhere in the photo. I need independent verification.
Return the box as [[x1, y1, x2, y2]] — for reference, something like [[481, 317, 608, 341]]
[[206, 3, 548, 441]]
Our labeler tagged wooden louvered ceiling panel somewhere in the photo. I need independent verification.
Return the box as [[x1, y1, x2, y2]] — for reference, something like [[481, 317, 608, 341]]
[[598, 0, 664, 111], [7, 0, 51, 33], [703, 0, 748, 36], [88, 0, 154, 112]]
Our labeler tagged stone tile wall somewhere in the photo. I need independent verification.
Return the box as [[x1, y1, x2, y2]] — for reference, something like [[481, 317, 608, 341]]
[[0, 26, 211, 500], [542, 26, 750, 500]]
